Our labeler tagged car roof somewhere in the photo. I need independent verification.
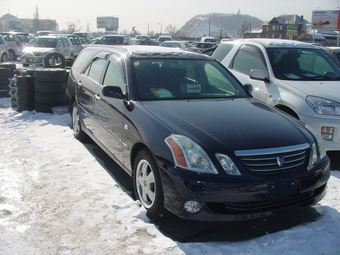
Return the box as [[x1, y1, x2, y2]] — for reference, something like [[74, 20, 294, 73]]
[[222, 38, 318, 49], [36, 35, 68, 39], [100, 34, 129, 37], [84, 45, 212, 59]]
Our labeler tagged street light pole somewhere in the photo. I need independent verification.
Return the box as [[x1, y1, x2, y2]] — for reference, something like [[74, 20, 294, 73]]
[[158, 22, 162, 35], [145, 22, 149, 35]]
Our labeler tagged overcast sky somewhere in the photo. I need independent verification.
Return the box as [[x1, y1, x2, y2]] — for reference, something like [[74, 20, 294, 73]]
[[1, 0, 339, 34]]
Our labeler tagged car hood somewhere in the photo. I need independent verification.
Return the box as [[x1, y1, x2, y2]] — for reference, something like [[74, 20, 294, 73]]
[[22, 47, 55, 54], [279, 79, 340, 102], [142, 98, 311, 152]]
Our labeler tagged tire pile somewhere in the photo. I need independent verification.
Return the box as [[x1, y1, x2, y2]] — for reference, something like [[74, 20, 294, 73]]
[[0, 65, 69, 113], [0, 63, 16, 98]]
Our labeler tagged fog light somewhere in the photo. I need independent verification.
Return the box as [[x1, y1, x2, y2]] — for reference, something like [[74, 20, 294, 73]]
[[184, 201, 202, 214], [321, 126, 334, 141]]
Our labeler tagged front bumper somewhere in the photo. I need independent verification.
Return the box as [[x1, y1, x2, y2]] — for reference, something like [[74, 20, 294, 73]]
[[159, 156, 330, 221], [300, 114, 340, 152]]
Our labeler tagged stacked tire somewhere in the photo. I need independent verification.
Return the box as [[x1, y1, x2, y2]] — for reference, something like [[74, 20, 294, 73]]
[[34, 68, 69, 113], [16, 74, 35, 112], [0, 67, 12, 98], [9, 76, 17, 109]]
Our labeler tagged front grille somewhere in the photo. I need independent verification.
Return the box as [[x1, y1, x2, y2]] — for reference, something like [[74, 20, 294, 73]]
[[235, 143, 310, 175]]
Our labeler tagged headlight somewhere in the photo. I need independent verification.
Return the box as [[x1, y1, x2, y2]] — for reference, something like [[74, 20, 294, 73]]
[[306, 96, 340, 116], [165, 134, 218, 174], [215, 154, 241, 175], [305, 124, 327, 169]]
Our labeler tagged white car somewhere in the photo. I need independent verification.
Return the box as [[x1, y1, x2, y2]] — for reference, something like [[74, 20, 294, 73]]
[[0, 35, 9, 62], [20, 35, 74, 67], [212, 38, 340, 152]]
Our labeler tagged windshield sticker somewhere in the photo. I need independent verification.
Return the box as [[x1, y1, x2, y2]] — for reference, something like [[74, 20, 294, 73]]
[[151, 88, 175, 98], [180, 83, 201, 93]]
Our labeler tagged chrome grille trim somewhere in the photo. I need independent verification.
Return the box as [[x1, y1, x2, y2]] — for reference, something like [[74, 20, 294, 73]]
[[235, 143, 310, 175]]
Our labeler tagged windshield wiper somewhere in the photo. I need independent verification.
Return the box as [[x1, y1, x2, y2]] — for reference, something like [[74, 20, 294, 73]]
[[300, 75, 334, 81]]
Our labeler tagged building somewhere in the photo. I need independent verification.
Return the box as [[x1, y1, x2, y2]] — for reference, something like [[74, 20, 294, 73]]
[[244, 14, 308, 40], [0, 13, 57, 33]]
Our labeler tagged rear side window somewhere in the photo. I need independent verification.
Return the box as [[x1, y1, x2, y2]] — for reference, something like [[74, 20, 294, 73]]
[[72, 48, 97, 73], [211, 44, 234, 62]]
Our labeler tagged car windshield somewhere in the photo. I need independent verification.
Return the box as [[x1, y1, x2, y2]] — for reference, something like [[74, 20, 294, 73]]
[[133, 58, 249, 100], [267, 48, 340, 80], [31, 38, 57, 48]]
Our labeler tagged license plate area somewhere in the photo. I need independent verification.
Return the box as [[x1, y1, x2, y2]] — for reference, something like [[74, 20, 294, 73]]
[[267, 180, 299, 201]]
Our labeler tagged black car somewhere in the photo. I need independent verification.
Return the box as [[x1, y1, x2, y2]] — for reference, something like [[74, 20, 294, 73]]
[[66, 45, 330, 221]]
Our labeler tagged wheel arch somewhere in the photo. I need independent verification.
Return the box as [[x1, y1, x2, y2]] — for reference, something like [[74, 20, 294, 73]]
[[275, 104, 300, 119]]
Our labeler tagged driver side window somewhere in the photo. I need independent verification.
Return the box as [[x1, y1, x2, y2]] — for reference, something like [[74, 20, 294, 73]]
[[103, 56, 126, 92], [231, 45, 268, 78]]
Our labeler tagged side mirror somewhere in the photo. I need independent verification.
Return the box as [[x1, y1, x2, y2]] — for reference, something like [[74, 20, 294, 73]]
[[102, 86, 127, 100], [249, 69, 266, 81]]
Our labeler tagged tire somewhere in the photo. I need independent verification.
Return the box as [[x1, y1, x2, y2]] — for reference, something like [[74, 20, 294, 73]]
[[1, 52, 8, 62], [133, 148, 169, 220], [43, 52, 66, 68], [35, 81, 67, 93], [34, 68, 68, 82], [34, 91, 67, 105], [71, 102, 87, 141]]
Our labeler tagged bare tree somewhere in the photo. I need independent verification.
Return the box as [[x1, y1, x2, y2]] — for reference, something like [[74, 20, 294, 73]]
[[164, 25, 177, 36], [66, 21, 83, 33]]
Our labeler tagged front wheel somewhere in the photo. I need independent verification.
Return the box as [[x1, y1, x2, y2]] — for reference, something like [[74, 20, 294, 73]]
[[71, 102, 86, 141], [133, 148, 169, 220]]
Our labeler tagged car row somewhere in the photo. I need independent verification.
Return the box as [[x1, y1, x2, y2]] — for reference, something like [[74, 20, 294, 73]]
[[66, 44, 330, 222], [211, 39, 340, 152]]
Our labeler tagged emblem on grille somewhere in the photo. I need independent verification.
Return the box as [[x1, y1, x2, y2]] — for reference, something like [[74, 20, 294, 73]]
[[277, 156, 284, 167]]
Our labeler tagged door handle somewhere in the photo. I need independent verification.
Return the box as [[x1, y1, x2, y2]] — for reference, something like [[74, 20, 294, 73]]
[[77, 81, 82, 89]]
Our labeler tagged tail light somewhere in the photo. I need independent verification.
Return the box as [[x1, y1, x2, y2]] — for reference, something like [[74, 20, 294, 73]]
[[16, 41, 25, 48]]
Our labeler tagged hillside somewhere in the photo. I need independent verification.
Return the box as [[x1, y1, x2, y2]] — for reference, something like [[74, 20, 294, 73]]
[[174, 13, 263, 39]]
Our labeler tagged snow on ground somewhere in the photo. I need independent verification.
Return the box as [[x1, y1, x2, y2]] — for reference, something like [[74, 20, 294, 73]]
[[0, 97, 339, 255]]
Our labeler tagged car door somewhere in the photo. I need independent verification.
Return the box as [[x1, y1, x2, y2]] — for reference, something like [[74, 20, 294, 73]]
[[228, 44, 272, 104], [76, 52, 109, 134], [91, 52, 127, 165]]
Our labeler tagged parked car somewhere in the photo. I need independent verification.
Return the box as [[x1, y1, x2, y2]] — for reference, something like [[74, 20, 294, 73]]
[[73, 32, 95, 41], [0, 35, 9, 62], [66, 45, 330, 222], [157, 35, 172, 42], [133, 39, 160, 46], [191, 42, 217, 50], [160, 41, 201, 52], [135, 35, 150, 41], [35, 31, 53, 37], [20, 35, 74, 67], [212, 38, 340, 152], [86, 34, 131, 45], [9, 32, 32, 46], [0, 32, 25, 60], [51, 34, 83, 58], [200, 37, 217, 43]]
